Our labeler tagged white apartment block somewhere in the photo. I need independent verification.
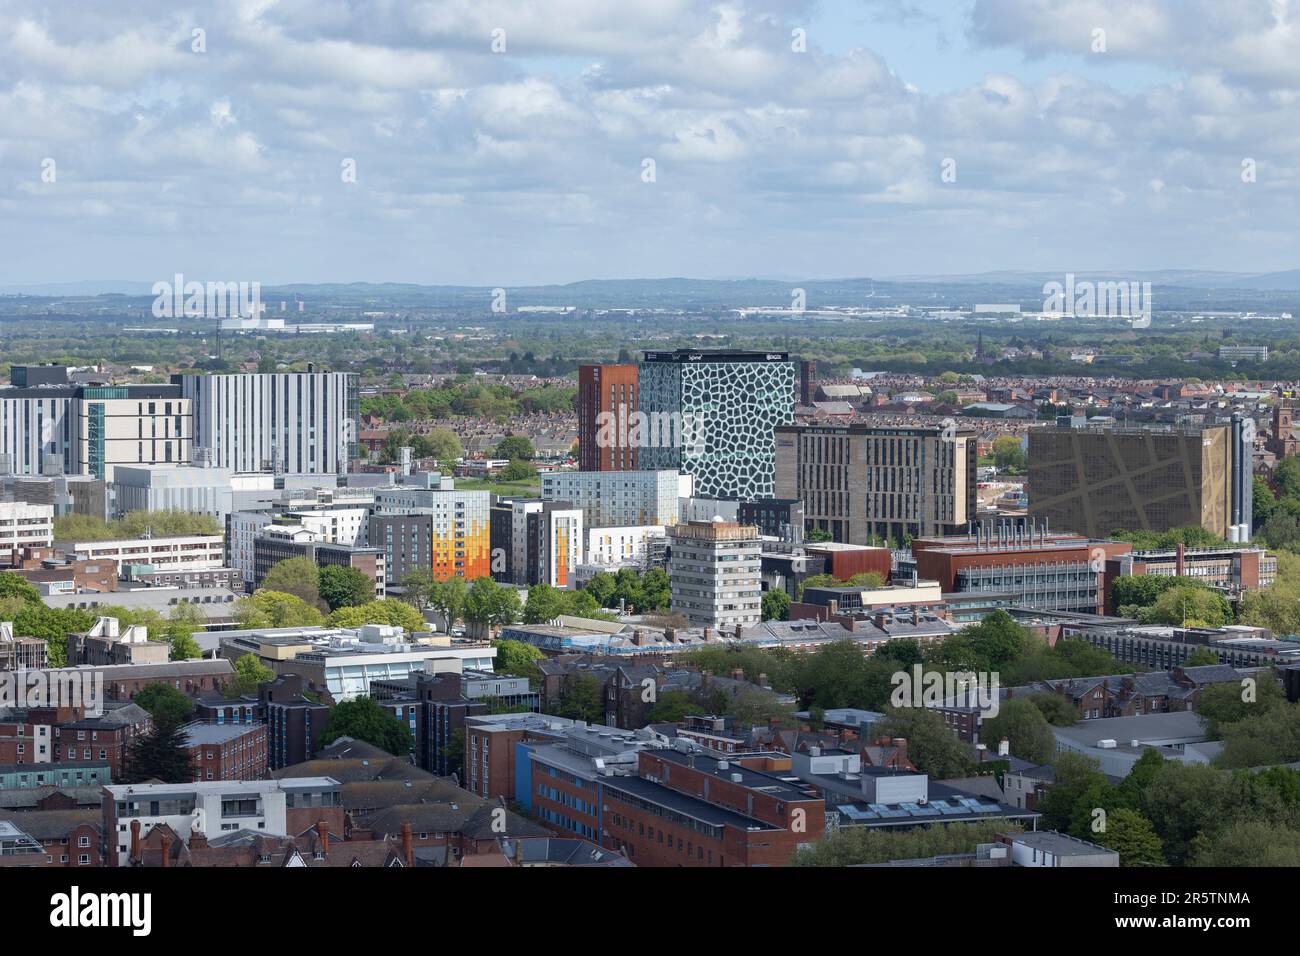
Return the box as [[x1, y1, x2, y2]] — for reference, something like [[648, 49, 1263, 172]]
[[227, 511, 274, 587], [0, 501, 55, 555], [0, 385, 191, 479], [64, 534, 225, 573], [282, 508, 370, 547], [540, 469, 689, 529], [72, 390, 192, 480], [103, 777, 341, 865], [585, 525, 666, 568], [180, 371, 358, 475], [668, 520, 762, 629], [0, 391, 73, 476]]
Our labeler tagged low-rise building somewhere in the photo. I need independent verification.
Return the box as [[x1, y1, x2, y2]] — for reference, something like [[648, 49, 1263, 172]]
[[182, 721, 269, 782]]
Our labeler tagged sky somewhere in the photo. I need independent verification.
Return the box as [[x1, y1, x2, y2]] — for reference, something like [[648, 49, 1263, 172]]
[[2, 0, 1300, 287]]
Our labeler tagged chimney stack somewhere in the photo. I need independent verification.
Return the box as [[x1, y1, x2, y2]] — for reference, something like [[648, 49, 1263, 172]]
[[317, 820, 330, 855], [401, 822, 414, 868], [159, 834, 171, 868], [130, 819, 141, 863]]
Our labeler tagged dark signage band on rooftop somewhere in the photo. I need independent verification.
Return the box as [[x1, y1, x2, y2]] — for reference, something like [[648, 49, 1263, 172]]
[[641, 349, 790, 362]]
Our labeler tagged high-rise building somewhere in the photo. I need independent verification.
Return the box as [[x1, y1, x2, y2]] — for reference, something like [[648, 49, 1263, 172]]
[[774, 422, 977, 545], [541, 469, 687, 529], [1028, 418, 1253, 541], [373, 488, 492, 581], [177, 369, 358, 475], [0, 370, 191, 480], [72, 387, 192, 480], [578, 364, 638, 471], [490, 497, 542, 585], [799, 360, 817, 406], [526, 502, 583, 588], [668, 520, 762, 629], [638, 349, 795, 499]]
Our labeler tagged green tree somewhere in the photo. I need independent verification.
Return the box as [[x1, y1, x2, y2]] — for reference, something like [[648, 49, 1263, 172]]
[[463, 577, 520, 634], [318, 565, 374, 610], [441, 727, 466, 777], [1110, 575, 1175, 610], [1214, 704, 1300, 769], [1195, 676, 1285, 737], [495, 436, 536, 460], [326, 598, 426, 632], [401, 569, 435, 610], [321, 697, 413, 756], [557, 673, 604, 723], [0, 572, 40, 604], [964, 610, 1028, 667], [1136, 585, 1232, 627], [1183, 647, 1220, 667], [499, 459, 536, 481], [646, 690, 696, 723], [494, 638, 544, 679], [1095, 808, 1165, 867], [1025, 691, 1079, 726], [583, 572, 616, 608], [523, 584, 568, 624], [169, 631, 203, 661], [978, 699, 1056, 763], [228, 652, 275, 697], [991, 434, 1027, 471], [427, 576, 468, 628], [261, 557, 326, 610], [422, 427, 464, 461], [875, 639, 924, 668], [134, 683, 195, 726], [1142, 761, 1240, 865], [874, 707, 974, 779], [1276, 454, 1300, 499], [234, 590, 325, 628], [761, 590, 791, 622], [1036, 752, 1107, 832], [1191, 821, 1300, 867], [792, 820, 1016, 867], [123, 721, 195, 784]]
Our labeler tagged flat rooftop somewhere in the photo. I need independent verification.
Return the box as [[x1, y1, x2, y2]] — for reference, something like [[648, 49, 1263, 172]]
[[1009, 830, 1117, 858], [182, 722, 263, 746], [104, 776, 339, 798]]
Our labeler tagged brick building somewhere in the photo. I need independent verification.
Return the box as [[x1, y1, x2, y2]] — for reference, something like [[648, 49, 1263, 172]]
[[54, 704, 151, 778], [578, 363, 639, 472], [181, 721, 268, 782], [0, 810, 102, 867]]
